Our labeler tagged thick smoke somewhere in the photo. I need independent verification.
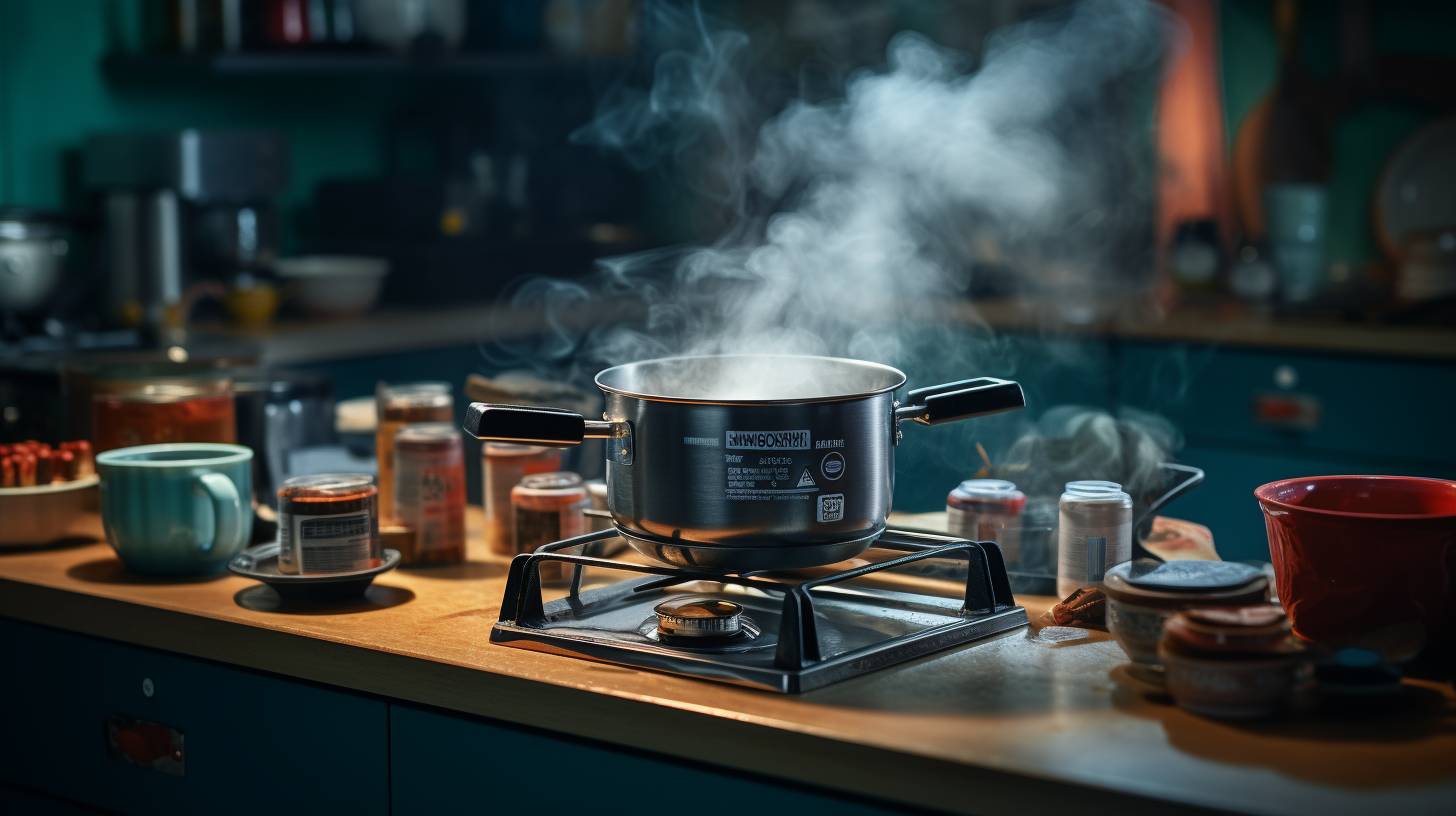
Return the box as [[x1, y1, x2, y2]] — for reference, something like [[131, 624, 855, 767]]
[[485, 0, 1182, 499]]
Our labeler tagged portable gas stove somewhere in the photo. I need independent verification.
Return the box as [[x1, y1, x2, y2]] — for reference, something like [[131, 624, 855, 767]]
[[492, 527, 1027, 693]]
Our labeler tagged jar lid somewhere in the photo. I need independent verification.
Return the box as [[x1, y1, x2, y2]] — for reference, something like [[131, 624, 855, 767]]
[[1063, 480, 1129, 501], [1107, 559, 1264, 592], [279, 473, 375, 499], [516, 471, 584, 494], [955, 479, 1022, 497], [395, 422, 461, 449]]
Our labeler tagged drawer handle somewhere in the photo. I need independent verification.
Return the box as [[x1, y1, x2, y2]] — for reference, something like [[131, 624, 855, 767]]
[[1254, 393, 1321, 431], [107, 715, 185, 776]]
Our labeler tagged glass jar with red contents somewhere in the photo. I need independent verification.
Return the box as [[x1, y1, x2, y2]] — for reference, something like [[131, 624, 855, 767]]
[[375, 382, 454, 524], [92, 378, 236, 452], [277, 474, 381, 575]]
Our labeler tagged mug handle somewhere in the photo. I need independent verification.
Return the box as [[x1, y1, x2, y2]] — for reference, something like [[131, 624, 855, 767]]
[[195, 473, 242, 554]]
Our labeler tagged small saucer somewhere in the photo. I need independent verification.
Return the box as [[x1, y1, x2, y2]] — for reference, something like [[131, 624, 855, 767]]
[[229, 543, 400, 601]]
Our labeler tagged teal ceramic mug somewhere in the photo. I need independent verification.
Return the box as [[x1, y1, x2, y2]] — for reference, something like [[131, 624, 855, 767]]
[[97, 443, 253, 576]]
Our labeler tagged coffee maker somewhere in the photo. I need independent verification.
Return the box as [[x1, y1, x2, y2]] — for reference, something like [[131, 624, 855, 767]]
[[83, 130, 288, 334]]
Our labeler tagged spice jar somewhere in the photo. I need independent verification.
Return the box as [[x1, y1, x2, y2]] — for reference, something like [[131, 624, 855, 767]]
[[1056, 480, 1133, 598], [92, 378, 236, 452], [511, 471, 588, 583], [482, 443, 562, 556], [947, 479, 1026, 566], [277, 474, 380, 575], [393, 423, 466, 566], [375, 382, 453, 523]]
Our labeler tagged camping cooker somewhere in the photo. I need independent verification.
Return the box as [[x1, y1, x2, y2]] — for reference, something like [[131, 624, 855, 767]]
[[463, 354, 1025, 571]]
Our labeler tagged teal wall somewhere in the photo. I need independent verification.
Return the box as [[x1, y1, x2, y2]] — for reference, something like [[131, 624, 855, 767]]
[[1219, 0, 1456, 265], [0, 0, 398, 247]]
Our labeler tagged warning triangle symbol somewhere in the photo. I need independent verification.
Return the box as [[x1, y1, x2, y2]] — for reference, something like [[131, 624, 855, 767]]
[[796, 469, 816, 488]]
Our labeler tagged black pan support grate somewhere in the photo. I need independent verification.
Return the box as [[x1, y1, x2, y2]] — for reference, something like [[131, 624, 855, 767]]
[[492, 528, 1029, 692]]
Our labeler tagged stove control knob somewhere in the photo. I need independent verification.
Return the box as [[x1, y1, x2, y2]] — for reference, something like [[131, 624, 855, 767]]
[[654, 598, 743, 638]]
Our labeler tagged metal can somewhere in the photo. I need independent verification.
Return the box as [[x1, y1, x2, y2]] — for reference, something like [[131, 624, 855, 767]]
[[277, 473, 380, 575], [1056, 480, 1133, 598], [394, 422, 466, 566], [947, 479, 1027, 566], [482, 443, 562, 556], [511, 472, 588, 583]]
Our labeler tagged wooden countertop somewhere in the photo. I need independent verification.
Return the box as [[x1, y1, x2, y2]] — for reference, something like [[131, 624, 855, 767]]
[[1, 512, 1453, 816]]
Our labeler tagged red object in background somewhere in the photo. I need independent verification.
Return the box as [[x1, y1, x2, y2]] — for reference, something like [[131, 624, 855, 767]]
[[266, 0, 310, 46], [91, 387, 236, 453], [1255, 476, 1456, 653]]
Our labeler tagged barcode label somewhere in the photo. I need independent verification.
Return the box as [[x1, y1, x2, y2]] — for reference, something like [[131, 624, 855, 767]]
[[286, 511, 373, 573]]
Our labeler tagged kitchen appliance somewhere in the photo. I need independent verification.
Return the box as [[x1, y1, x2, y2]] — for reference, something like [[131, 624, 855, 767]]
[[465, 354, 1025, 571], [1255, 475, 1456, 654], [492, 525, 1026, 693], [83, 130, 287, 332], [0, 208, 72, 330]]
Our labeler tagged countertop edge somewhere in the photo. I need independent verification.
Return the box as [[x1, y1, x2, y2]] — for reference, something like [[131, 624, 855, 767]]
[[0, 577, 1234, 816]]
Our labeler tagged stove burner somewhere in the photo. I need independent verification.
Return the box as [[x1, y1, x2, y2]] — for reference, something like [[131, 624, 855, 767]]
[[492, 527, 1027, 693], [655, 598, 744, 638]]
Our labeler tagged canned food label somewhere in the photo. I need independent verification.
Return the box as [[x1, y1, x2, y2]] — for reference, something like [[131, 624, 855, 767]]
[[817, 493, 845, 522], [283, 511, 374, 574], [724, 429, 811, 450]]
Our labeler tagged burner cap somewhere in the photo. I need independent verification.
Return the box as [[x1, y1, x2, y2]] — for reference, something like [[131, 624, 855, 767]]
[[654, 598, 743, 638]]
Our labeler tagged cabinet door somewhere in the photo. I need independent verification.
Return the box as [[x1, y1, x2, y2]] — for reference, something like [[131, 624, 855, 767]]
[[94, 640, 389, 815], [390, 704, 908, 814], [0, 620, 109, 802]]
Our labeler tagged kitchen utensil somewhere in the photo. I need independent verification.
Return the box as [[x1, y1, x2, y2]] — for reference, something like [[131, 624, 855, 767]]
[[1103, 559, 1269, 666], [97, 443, 253, 576], [0, 476, 100, 548], [0, 208, 70, 316], [230, 543, 400, 601], [1255, 475, 1456, 653], [1374, 117, 1456, 261], [275, 256, 387, 318], [464, 354, 1024, 571]]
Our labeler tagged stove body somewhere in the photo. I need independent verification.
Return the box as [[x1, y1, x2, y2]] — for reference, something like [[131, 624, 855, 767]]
[[492, 528, 1027, 693]]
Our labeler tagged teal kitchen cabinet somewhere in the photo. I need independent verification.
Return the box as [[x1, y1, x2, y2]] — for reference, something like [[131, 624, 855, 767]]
[[1116, 341, 1456, 562], [0, 619, 388, 815], [389, 704, 909, 815]]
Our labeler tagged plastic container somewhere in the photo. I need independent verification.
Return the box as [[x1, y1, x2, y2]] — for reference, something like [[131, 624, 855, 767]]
[[1056, 480, 1132, 598], [277, 474, 380, 575], [393, 423, 466, 566], [947, 479, 1027, 565], [375, 382, 453, 523]]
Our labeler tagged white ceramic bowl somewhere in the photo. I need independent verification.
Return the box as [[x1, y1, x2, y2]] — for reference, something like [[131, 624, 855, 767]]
[[0, 476, 100, 547], [276, 256, 389, 318]]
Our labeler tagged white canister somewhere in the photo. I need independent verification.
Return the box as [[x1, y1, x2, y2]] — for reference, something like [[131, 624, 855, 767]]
[[1056, 480, 1132, 598]]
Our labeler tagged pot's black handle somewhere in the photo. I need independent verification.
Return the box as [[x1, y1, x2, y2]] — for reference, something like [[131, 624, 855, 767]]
[[463, 403, 587, 446], [896, 377, 1025, 425]]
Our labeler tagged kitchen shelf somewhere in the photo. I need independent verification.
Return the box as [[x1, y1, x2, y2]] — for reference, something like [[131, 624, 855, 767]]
[[100, 51, 629, 81]]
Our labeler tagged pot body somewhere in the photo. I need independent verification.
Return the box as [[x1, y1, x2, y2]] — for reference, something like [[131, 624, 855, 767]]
[[604, 390, 894, 550]]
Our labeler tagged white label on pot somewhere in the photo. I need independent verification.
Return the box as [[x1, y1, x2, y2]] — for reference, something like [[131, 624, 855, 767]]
[[724, 429, 811, 450], [817, 494, 845, 522]]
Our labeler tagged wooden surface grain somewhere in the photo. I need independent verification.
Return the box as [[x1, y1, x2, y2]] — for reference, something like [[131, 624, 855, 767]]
[[1, 511, 1453, 816]]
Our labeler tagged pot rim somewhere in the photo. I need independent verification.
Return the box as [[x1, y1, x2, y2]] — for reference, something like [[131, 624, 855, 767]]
[[1254, 475, 1456, 522], [594, 353, 908, 406]]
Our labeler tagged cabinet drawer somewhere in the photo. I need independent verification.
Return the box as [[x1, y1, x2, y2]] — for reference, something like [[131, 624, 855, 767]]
[[390, 704, 905, 814], [1117, 343, 1456, 465], [97, 640, 388, 815]]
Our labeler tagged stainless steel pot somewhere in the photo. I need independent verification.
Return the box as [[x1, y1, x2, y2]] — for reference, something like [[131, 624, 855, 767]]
[[464, 354, 1024, 570]]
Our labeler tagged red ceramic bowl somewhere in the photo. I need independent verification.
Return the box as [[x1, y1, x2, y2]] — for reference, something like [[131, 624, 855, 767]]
[[1255, 476, 1456, 650]]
